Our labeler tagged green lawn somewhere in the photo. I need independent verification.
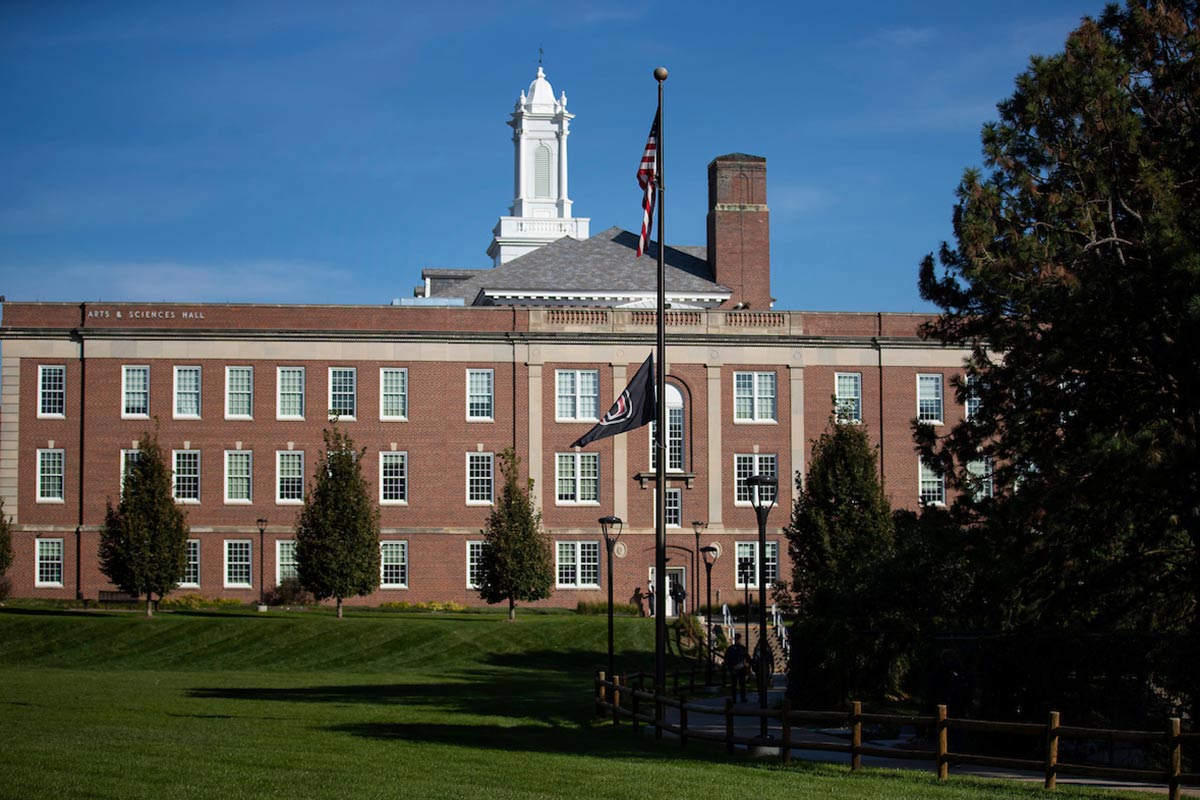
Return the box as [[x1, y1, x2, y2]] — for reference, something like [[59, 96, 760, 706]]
[[0, 605, 1147, 800]]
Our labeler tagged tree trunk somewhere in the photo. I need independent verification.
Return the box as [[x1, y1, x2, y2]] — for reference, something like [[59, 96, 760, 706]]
[[145, 594, 153, 617], [508, 597, 516, 621], [337, 596, 343, 619]]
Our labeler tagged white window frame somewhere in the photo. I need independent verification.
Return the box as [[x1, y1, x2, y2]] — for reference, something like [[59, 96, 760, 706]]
[[276, 539, 298, 585], [649, 384, 684, 472], [380, 541, 408, 589], [38, 365, 66, 419], [919, 459, 946, 506], [122, 365, 150, 419], [225, 366, 254, 420], [664, 487, 682, 528], [379, 451, 409, 505], [224, 539, 253, 588], [917, 373, 944, 425], [173, 365, 201, 419], [173, 449, 201, 504], [224, 450, 253, 504], [734, 453, 777, 506], [120, 448, 142, 497], [733, 371, 777, 423], [466, 452, 494, 505], [555, 452, 599, 506], [967, 456, 994, 500], [328, 367, 357, 420], [734, 541, 779, 589], [556, 540, 601, 589], [835, 372, 863, 424], [276, 451, 304, 505], [276, 366, 305, 420], [380, 367, 409, 421], [35, 538, 64, 587], [36, 449, 65, 503], [466, 368, 494, 421], [467, 541, 484, 589], [181, 539, 201, 588], [555, 369, 600, 422], [965, 374, 982, 421]]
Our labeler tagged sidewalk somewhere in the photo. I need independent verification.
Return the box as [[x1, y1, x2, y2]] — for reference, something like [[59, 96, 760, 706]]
[[634, 674, 1196, 797]]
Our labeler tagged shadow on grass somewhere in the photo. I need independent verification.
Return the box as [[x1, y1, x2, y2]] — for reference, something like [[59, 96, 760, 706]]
[[0, 607, 124, 618]]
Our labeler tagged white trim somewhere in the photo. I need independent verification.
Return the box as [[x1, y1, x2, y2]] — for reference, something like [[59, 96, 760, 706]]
[[480, 289, 730, 305], [223, 450, 253, 504], [121, 365, 150, 419], [466, 540, 484, 589], [275, 539, 298, 586], [224, 365, 254, 420], [379, 451, 409, 505], [276, 366, 306, 420], [328, 366, 357, 421], [379, 367, 409, 421], [918, 458, 946, 506], [917, 373, 944, 425], [466, 452, 494, 506], [380, 540, 408, 589], [555, 451, 600, 506], [173, 365, 202, 420], [555, 540, 601, 589], [223, 539, 253, 588], [37, 365, 66, 419], [35, 538, 65, 587], [119, 448, 142, 498], [180, 539, 201, 588], [834, 371, 863, 424], [466, 368, 494, 422], [35, 448, 65, 503], [172, 449, 201, 504], [275, 450, 304, 505], [554, 368, 599, 422], [733, 453, 777, 507], [733, 370, 778, 424]]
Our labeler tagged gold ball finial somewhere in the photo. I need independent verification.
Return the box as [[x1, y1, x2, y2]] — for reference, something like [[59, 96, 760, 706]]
[[654, 66, 668, 82]]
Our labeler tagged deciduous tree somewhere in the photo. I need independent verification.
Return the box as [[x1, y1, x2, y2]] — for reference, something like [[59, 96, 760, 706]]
[[0, 497, 14, 600], [477, 448, 553, 621]]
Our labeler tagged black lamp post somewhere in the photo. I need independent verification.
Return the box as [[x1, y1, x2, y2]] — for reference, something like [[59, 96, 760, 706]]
[[700, 544, 718, 686], [746, 473, 778, 738], [599, 515, 623, 687], [739, 556, 752, 646], [256, 517, 268, 606], [691, 520, 706, 616]]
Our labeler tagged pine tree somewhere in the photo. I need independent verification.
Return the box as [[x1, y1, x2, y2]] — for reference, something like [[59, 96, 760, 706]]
[[295, 424, 381, 618], [98, 428, 189, 616], [477, 448, 553, 621]]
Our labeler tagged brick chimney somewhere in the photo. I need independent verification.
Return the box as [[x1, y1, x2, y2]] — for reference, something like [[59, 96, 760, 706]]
[[706, 154, 771, 309]]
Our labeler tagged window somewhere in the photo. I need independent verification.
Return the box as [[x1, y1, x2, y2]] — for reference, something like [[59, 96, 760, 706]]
[[38, 365, 65, 418], [224, 540, 252, 588], [380, 451, 408, 504], [122, 365, 150, 418], [329, 367, 357, 419], [380, 368, 408, 420], [734, 453, 777, 505], [917, 374, 944, 424], [919, 460, 945, 506], [556, 541, 600, 588], [173, 366, 201, 418], [35, 538, 64, 587], [467, 541, 484, 589], [276, 540, 298, 584], [734, 541, 779, 588], [380, 541, 408, 588], [965, 374, 983, 421], [120, 449, 142, 496], [650, 384, 684, 472], [664, 487, 681, 528], [181, 539, 200, 587], [835, 372, 862, 424], [556, 452, 599, 504], [37, 449, 65, 503], [173, 450, 201, 503], [967, 456, 994, 500], [467, 369, 494, 421], [224, 451, 252, 503], [734, 371, 777, 422], [467, 452, 494, 505], [556, 369, 599, 421], [225, 366, 253, 419], [277, 367, 305, 420], [275, 451, 304, 504]]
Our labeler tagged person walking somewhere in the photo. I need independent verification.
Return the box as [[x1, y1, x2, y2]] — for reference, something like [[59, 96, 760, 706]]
[[724, 632, 750, 702]]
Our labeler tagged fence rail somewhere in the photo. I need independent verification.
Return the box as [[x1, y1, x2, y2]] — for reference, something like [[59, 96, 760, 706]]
[[594, 671, 1197, 800]]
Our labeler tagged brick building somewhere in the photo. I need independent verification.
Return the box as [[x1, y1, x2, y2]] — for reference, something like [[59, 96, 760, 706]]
[[0, 67, 970, 609]]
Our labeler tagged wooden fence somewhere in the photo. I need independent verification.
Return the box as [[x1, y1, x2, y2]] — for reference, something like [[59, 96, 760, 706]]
[[595, 671, 1199, 800]]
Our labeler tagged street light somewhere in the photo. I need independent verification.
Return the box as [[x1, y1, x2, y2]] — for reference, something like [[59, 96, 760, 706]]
[[256, 517, 268, 608], [746, 473, 778, 738], [700, 544, 718, 686], [691, 520, 706, 617], [599, 515, 623, 689]]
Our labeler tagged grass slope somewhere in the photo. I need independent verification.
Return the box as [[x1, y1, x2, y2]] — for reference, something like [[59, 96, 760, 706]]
[[0, 607, 1145, 800]]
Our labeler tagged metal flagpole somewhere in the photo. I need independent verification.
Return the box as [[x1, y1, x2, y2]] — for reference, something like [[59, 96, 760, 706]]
[[653, 65, 668, 693]]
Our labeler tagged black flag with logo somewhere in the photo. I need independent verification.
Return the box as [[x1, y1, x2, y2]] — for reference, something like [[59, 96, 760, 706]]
[[570, 354, 657, 448]]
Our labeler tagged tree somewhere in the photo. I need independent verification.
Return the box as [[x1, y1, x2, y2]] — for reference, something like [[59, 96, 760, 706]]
[[295, 425, 380, 618], [0, 497, 13, 600], [477, 448, 553, 621], [785, 416, 898, 705], [917, 1, 1199, 696], [98, 428, 189, 616]]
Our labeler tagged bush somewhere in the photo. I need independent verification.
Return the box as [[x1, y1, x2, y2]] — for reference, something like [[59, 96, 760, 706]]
[[263, 578, 314, 606], [378, 600, 466, 613], [575, 601, 639, 616], [0, 576, 10, 602], [158, 593, 243, 610]]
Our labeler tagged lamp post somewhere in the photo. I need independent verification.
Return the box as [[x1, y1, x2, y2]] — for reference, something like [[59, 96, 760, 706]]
[[739, 556, 752, 646], [691, 520, 706, 617], [256, 517, 268, 608], [599, 515, 623, 688], [700, 545, 717, 686], [746, 473, 778, 738]]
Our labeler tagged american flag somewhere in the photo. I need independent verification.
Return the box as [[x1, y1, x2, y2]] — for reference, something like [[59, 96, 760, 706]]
[[636, 110, 660, 258]]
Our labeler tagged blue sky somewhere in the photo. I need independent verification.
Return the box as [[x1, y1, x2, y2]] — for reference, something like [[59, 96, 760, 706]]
[[0, 0, 1105, 313]]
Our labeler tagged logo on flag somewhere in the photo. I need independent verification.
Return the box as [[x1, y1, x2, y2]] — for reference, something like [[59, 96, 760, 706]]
[[636, 111, 660, 258], [570, 355, 656, 448]]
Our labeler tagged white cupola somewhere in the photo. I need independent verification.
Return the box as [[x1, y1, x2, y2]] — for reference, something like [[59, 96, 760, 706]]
[[488, 66, 590, 266]]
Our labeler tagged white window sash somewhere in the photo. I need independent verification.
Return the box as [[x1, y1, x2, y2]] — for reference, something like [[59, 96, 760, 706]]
[[276, 367, 306, 420], [38, 365, 66, 418]]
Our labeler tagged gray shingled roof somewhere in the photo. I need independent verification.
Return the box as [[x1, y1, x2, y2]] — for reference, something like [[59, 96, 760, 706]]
[[431, 227, 727, 303]]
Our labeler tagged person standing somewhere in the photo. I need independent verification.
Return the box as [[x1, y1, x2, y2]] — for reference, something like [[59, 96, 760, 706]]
[[724, 632, 749, 702], [647, 583, 656, 617]]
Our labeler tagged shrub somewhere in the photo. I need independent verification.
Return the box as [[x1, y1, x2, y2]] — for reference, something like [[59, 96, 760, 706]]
[[0, 576, 10, 602], [158, 593, 243, 610], [263, 578, 314, 606], [378, 600, 466, 613], [575, 601, 639, 616]]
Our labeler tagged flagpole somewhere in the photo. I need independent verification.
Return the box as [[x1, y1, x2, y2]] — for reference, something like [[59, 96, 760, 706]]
[[653, 65, 668, 693]]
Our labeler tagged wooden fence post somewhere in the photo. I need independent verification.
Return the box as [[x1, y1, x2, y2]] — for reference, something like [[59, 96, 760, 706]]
[[680, 696, 689, 749], [936, 704, 949, 780], [1168, 717, 1181, 800], [726, 698, 735, 754], [632, 683, 641, 733], [655, 692, 664, 740], [596, 671, 605, 717], [1044, 710, 1060, 790], [612, 675, 621, 726], [781, 698, 792, 765], [850, 700, 863, 772]]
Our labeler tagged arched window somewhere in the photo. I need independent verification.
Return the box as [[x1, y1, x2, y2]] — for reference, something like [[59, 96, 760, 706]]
[[650, 384, 684, 472], [534, 144, 552, 198]]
